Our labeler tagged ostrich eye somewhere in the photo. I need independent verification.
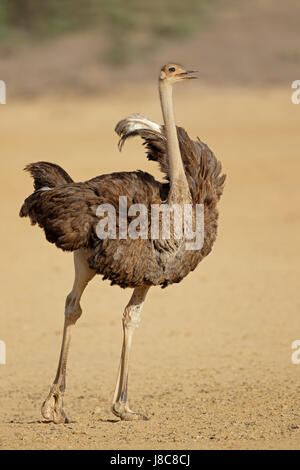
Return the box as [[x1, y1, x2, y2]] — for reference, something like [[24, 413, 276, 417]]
[[168, 67, 176, 72]]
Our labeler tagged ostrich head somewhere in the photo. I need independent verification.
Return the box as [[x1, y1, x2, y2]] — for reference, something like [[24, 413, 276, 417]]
[[159, 63, 197, 84]]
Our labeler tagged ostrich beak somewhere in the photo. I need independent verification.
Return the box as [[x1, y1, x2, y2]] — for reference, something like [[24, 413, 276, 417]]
[[180, 70, 198, 80]]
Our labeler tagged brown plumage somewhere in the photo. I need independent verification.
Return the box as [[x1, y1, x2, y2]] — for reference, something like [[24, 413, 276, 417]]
[[20, 64, 226, 423], [20, 131, 224, 288]]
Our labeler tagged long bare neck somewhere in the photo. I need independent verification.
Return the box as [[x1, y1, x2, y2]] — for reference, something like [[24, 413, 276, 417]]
[[159, 81, 190, 203]]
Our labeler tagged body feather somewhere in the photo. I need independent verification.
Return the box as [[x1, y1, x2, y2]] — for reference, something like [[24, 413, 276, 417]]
[[20, 115, 225, 288]]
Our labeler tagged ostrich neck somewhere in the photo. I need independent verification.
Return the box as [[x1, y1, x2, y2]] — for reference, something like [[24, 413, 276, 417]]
[[159, 81, 191, 204]]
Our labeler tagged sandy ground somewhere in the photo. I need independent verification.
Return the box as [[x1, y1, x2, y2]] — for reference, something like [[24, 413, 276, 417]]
[[0, 84, 300, 449]]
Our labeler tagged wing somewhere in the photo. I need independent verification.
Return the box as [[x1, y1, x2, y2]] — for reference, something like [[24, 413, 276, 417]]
[[115, 114, 226, 203], [20, 171, 165, 252]]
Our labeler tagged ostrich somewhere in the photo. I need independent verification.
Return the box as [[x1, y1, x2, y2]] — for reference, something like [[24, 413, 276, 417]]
[[20, 64, 226, 423]]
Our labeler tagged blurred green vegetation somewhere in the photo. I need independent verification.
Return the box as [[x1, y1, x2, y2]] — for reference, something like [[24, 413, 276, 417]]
[[0, 0, 222, 65]]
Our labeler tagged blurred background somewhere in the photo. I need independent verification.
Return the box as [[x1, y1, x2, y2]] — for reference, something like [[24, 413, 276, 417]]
[[0, 0, 300, 95], [1, 0, 300, 450]]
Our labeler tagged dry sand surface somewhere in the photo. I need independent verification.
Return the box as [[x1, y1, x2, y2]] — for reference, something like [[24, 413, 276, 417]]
[[0, 84, 300, 449]]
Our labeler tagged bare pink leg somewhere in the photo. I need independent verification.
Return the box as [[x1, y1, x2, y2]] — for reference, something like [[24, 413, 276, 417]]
[[112, 286, 150, 421], [41, 249, 95, 423]]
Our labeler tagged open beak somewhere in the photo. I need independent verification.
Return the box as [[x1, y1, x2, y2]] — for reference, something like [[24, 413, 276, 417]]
[[179, 70, 198, 79]]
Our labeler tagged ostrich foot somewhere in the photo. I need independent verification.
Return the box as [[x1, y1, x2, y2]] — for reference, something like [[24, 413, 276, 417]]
[[112, 402, 148, 421], [41, 386, 69, 424]]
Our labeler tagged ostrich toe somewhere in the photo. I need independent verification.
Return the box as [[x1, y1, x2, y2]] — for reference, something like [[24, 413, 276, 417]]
[[41, 387, 69, 424]]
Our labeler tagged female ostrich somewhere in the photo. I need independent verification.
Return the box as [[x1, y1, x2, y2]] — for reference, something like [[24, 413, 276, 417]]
[[20, 64, 226, 423]]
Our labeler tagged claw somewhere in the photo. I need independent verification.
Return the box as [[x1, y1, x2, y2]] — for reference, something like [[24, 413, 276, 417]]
[[112, 402, 149, 421], [41, 388, 69, 424]]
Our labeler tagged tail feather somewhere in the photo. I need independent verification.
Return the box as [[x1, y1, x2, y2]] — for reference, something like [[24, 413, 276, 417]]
[[20, 162, 73, 219], [24, 161, 73, 191]]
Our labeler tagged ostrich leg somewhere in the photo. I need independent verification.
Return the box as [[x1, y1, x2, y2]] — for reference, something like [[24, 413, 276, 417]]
[[112, 286, 150, 421], [41, 249, 95, 424]]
